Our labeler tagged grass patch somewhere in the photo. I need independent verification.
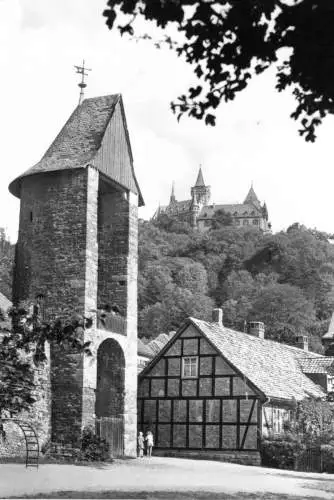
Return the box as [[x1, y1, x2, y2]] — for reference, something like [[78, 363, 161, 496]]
[[9, 491, 316, 499]]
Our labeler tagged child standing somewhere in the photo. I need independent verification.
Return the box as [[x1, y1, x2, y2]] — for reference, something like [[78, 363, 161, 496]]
[[138, 431, 144, 458], [145, 430, 154, 458]]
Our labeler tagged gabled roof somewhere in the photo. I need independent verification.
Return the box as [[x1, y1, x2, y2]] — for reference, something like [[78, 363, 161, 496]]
[[198, 203, 262, 219], [141, 317, 326, 402], [189, 318, 324, 401], [9, 94, 144, 206], [244, 185, 261, 208], [194, 167, 205, 187]]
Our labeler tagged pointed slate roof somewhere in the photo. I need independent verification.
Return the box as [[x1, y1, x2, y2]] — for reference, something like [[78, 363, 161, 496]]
[[322, 312, 334, 340], [244, 185, 261, 207], [9, 94, 144, 206], [194, 167, 205, 187]]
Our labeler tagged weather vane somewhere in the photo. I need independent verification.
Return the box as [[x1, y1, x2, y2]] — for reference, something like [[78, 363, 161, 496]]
[[74, 59, 92, 105]]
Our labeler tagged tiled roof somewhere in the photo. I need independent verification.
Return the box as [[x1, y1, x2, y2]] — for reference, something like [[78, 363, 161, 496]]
[[138, 338, 155, 358], [299, 357, 334, 375], [189, 318, 325, 401], [146, 332, 176, 355], [9, 95, 144, 206], [198, 203, 262, 219], [0, 292, 11, 316]]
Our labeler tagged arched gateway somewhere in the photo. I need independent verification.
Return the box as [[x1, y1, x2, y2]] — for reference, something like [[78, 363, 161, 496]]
[[96, 339, 125, 456]]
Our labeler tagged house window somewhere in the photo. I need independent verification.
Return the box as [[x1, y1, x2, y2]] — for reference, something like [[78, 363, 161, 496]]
[[328, 376, 334, 392], [182, 356, 198, 378], [243, 220, 249, 226], [252, 219, 259, 225]]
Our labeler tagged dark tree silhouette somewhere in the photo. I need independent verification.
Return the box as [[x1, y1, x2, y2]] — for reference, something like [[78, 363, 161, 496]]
[[104, 0, 334, 141]]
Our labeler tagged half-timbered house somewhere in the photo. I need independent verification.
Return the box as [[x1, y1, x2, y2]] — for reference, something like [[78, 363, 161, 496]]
[[138, 309, 330, 465]]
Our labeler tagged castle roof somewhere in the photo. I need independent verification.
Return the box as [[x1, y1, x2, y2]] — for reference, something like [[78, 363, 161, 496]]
[[9, 94, 144, 206], [159, 199, 193, 215], [198, 203, 263, 219], [244, 185, 261, 207], [194, 167, 206, 187]]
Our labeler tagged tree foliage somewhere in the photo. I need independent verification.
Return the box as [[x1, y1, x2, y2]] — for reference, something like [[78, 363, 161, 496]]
[[138, 218, 334, 350], [0, 306, 92, 417], [0, 228, 14, 299], [104, 0, 334, 141]]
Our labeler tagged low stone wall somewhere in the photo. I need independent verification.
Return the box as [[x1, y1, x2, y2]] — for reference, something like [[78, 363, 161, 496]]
[[0, 421, 26, 459], [153, 449, 261, 466]]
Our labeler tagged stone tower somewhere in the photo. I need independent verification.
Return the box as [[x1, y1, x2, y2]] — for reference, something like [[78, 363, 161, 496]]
[[9, 95, 143, 456], [191, 167, 211, 207]]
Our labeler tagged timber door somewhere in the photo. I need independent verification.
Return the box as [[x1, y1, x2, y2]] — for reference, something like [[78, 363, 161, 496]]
[[96, 417, 124, 457]]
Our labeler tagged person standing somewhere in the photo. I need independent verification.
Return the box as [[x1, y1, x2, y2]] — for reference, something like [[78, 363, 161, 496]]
[[145, 430, 154, 458], [138, 431, 144, 458]]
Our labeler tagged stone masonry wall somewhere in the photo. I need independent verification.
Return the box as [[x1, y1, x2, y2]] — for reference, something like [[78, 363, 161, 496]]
[[13, 168, 99, 446]]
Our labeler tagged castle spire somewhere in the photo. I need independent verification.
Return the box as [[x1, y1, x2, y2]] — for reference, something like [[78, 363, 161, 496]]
[[244, 184, 261, 207], [170, 181, 176, 204], [195, 166, 205, 187]]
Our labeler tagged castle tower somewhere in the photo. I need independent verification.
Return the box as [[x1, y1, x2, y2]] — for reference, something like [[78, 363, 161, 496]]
[[9, 95, 143, 456], [191, 167, 211, 206]]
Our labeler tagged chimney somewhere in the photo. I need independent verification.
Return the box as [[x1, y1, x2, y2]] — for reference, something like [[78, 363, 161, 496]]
[[247, 321, 265, 339], [295, 335, 309, 352], [212, 308, 223, 326]]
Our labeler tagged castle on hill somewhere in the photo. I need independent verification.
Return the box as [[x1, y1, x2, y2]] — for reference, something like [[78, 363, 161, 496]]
[[154, 168, 271, 232]]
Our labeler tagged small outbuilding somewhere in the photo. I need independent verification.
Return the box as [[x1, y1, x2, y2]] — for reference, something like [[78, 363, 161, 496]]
[[138, 309, 331, 465]]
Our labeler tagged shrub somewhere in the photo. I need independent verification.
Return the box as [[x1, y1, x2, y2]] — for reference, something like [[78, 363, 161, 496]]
[[79, 426, 110, 462], [261, 433, 305, 470]]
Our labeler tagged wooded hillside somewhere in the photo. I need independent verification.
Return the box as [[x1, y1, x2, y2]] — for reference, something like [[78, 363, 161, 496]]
[[139, 218, 334, 353], [1, 220, 334, 353]]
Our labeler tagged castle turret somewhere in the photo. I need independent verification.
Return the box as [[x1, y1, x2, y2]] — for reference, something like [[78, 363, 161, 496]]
[[9, 94, 143, 456], [191, 167, 211, 206]]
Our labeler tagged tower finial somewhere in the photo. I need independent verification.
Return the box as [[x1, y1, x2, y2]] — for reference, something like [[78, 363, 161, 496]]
[[74, 59, 92, 105]]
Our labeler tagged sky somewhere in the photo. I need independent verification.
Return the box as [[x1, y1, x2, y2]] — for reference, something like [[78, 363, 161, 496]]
[[1, 0, 334, 242]]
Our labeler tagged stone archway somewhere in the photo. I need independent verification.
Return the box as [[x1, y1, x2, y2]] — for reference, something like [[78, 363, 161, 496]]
[[95, 338, 125, 456]]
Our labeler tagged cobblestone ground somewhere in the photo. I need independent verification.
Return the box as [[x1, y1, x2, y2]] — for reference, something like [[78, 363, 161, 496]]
[[0, 457, 334, 499]]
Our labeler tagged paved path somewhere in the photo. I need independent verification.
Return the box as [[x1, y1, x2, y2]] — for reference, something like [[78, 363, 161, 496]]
[[0, 457, 334, 498]]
